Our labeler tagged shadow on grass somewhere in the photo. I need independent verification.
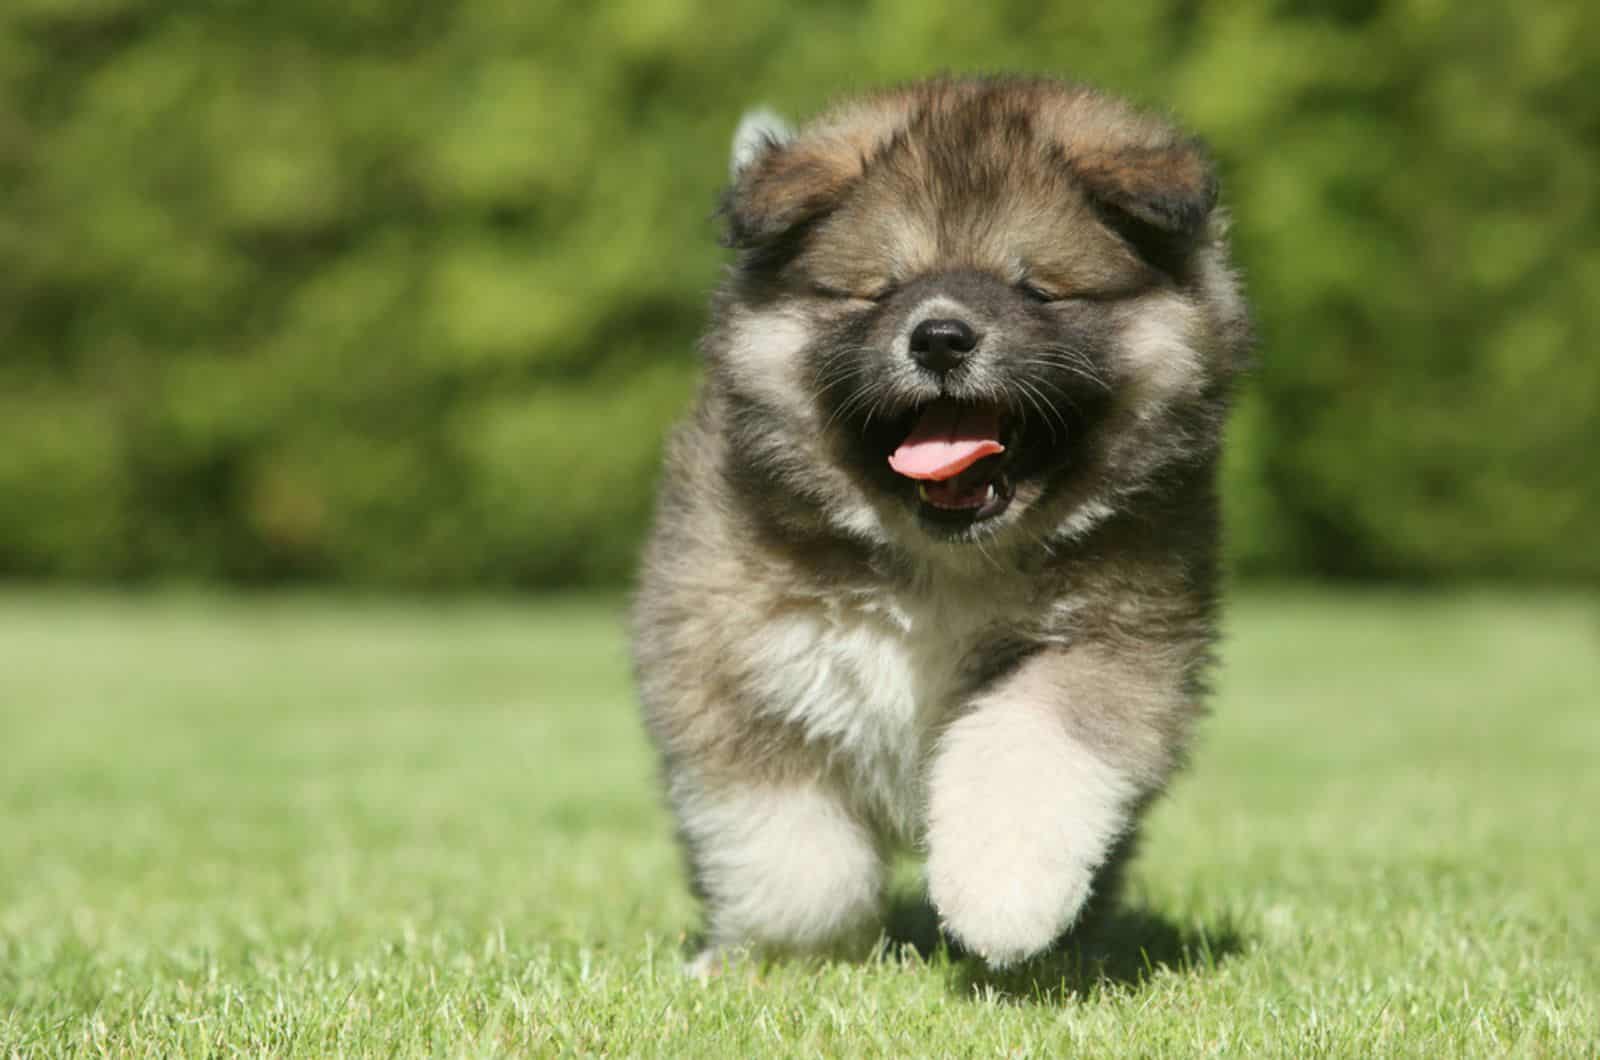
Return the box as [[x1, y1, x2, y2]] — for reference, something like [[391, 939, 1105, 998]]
[[883, 891, 1246, 1004]]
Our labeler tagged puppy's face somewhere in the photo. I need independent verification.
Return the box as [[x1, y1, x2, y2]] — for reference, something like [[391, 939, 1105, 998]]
[[713, 81, 1243, 548]]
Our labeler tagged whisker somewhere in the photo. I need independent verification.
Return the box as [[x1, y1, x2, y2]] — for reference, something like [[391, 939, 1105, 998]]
[[1011, 376, 1071, 444], [809, 345, 883, 390], [1013, 365, 1090, 428], [1028, 345, 1112, 392], [1012, 380, 1058, 446], [822, 378, 884, 433]]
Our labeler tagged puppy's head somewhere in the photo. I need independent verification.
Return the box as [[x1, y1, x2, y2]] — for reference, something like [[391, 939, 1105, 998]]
[[708, 78, 1248, 552]]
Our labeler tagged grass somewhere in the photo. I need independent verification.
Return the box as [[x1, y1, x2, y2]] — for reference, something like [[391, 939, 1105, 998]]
[[1, 588, 1597, 1056]]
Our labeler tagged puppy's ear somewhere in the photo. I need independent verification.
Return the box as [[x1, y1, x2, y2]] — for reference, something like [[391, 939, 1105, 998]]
[[729, 107, 794, 179], [1071, 141, 1218, 279], [721, 111, 856, 252]]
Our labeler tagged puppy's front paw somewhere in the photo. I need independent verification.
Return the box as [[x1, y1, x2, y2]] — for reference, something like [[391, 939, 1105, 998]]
[[925, 702, 1134, 969], [927, 823, 1095, 968]]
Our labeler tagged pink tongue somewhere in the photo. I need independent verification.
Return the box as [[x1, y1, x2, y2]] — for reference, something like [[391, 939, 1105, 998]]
[[888, 403, 1005, 481]]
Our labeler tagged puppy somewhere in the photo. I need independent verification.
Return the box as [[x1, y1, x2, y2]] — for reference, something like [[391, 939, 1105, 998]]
[[632, 76, 1249, 970]]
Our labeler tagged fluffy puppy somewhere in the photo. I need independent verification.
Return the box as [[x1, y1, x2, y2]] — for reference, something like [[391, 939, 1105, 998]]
[[632, 76, 1250, 969]]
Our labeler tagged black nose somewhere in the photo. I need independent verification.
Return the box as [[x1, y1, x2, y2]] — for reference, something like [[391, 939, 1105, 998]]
[[908, 318, 979, 374]]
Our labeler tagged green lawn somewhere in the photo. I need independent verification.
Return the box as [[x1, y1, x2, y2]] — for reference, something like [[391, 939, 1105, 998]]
[[1, 590, 1596, 1056]]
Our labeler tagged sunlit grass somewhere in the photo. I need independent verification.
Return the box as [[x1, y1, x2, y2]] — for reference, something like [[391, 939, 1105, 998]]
[[1, 589, 1596, 1055]]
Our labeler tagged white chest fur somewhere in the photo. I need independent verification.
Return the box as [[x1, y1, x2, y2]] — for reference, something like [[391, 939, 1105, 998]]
[[745, 586, 997, 840]]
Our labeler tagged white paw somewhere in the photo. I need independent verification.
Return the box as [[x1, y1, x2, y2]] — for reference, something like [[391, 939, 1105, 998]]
[[928, 842, 1095, 968], [677, 781, 884, 952], [684, 947, 722, 981], [925, 702, 1134, 969], [684, 946, 747, 981]]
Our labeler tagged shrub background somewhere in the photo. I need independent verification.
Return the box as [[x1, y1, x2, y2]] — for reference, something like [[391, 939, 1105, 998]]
[[1, 0, 1595, 587]]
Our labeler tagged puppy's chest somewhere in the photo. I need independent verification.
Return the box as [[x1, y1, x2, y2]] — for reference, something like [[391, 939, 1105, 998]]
[[749, 591, 1002, 836]]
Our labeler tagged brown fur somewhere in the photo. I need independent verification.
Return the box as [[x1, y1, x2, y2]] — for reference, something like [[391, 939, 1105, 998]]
[[633, 76, 1251, 968]]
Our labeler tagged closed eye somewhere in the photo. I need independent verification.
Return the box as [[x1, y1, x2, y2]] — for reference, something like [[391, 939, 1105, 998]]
[[812, 282, 894, 303], [1019, 279, 1150, 305]]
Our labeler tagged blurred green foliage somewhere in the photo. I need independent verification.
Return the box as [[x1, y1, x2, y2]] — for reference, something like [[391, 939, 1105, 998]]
[[1, 0, 1595, 586]]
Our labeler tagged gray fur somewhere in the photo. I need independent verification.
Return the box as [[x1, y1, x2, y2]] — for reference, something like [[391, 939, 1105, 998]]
[[633, 76, 1251, 969]]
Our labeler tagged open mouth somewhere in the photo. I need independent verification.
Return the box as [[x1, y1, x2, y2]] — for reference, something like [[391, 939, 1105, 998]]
[[886, 399, 1016, 523]]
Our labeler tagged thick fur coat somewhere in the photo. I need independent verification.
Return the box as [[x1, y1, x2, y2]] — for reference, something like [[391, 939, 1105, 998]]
[[632, 77, 1250, 969]]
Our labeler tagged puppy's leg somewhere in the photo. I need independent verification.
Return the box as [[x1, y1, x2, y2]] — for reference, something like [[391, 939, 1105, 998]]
[[926, 649, 1186, 968], [676, 776, 884, 962]]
